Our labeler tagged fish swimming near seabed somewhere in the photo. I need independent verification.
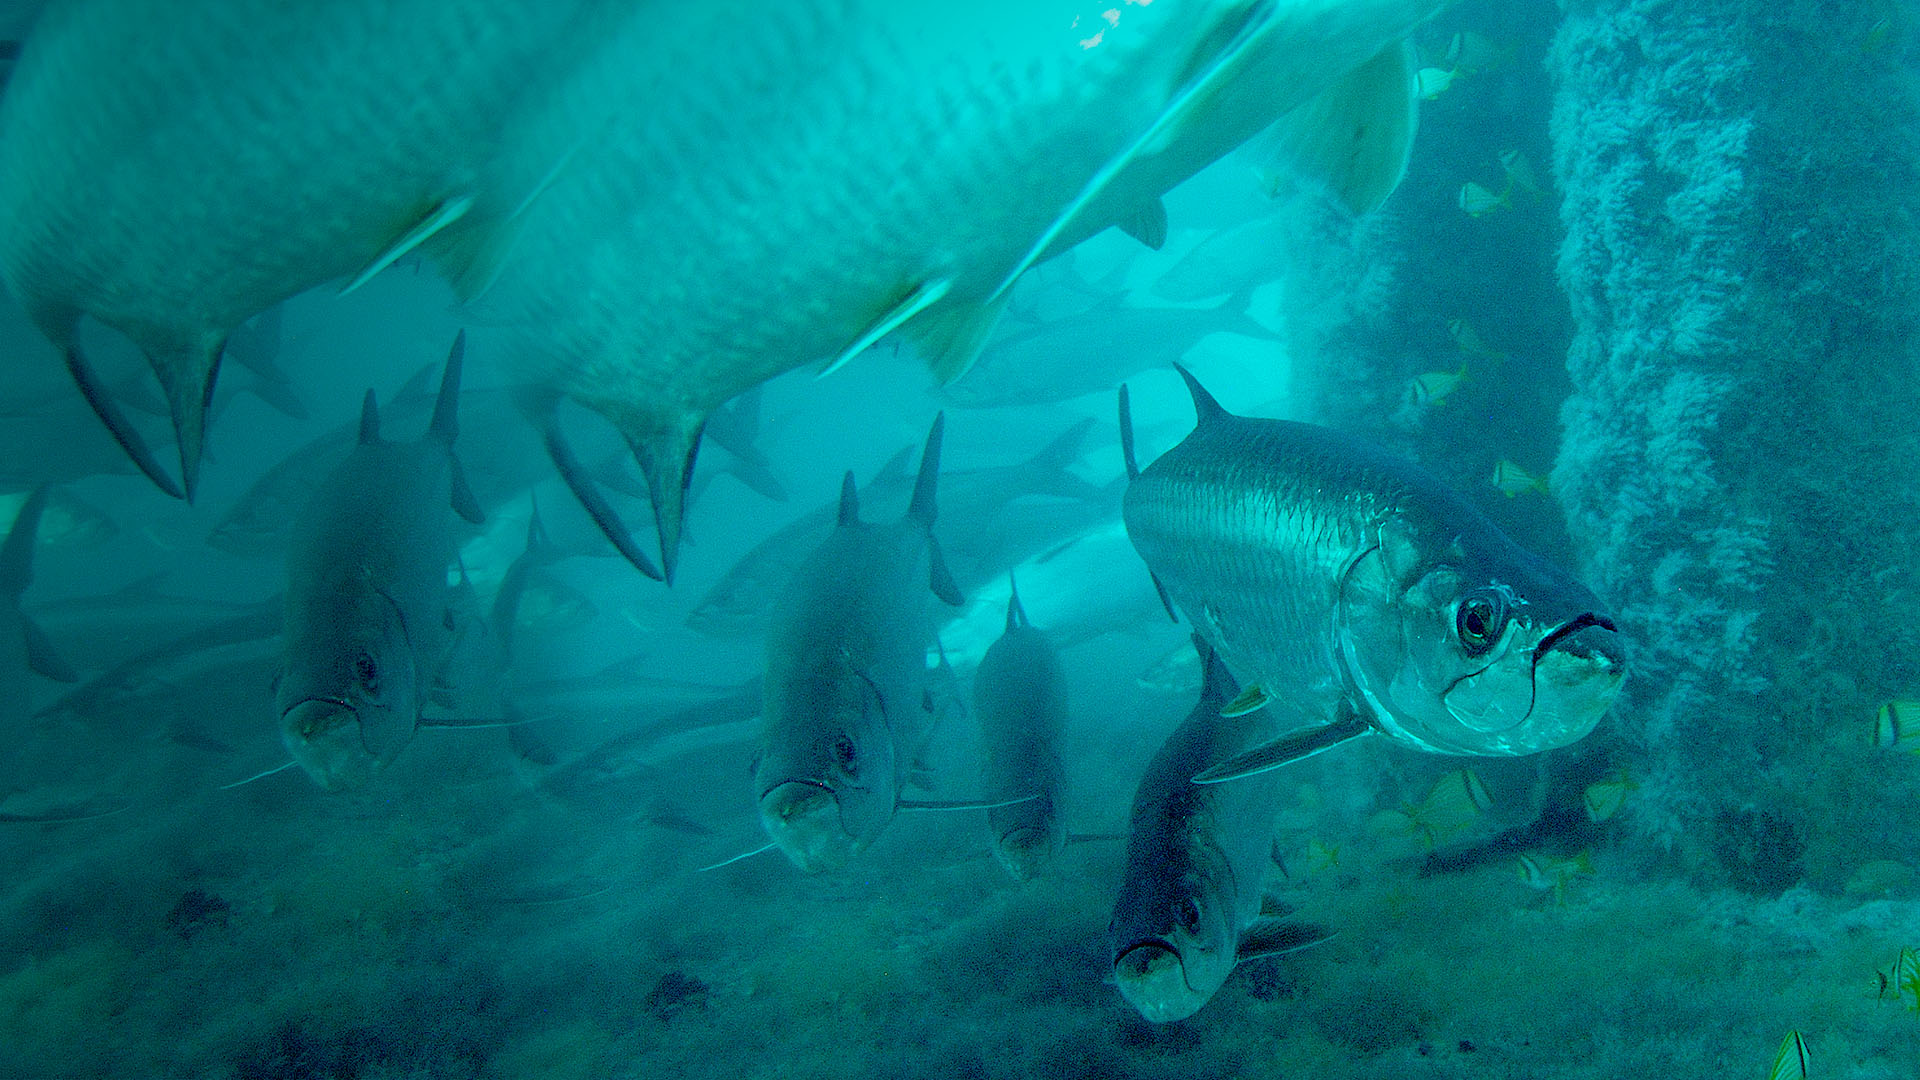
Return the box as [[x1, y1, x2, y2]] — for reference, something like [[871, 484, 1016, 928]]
[[973, 575, 1069, 881], [1108, 634, 1331, 1023], [0, 0, 606, 499], [1117, 366, 1625, 784], [451, 0, 1445, 582], [275, 333, 485, 791], [688, 418, 1109, 638], [753, 414, 966, 873]]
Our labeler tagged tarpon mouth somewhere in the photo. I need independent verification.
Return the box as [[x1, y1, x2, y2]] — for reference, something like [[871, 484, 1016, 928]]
[[1112, 940, 1203, 1023], [1533, 611, 1621, 666]]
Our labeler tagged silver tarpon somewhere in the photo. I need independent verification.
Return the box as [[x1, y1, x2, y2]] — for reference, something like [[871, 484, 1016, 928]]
[[0, 0, 602, 499], [754, 414, 965, 873], [1119, 367, 1625, 783], [689, 419, 1108, 638], [275, 334, 484, 791], [448, 0, 1443, 581], [1109, 634, 1330, 1023], [973, 577, 1069, 881]]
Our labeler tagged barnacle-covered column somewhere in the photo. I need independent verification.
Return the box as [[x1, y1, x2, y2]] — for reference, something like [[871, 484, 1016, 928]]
[[1549, 0, 1920, 887]]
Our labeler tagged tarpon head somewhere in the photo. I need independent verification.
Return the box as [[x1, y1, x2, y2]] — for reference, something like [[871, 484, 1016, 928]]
[[276, 605, 420, 792], [1337, 515, 1626, 758], [1108, 841, 1239, 1024], [754, 658, 900, 873]]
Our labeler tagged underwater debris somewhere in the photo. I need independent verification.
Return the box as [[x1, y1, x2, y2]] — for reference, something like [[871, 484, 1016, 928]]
[[1710, 808, 1806, 896], [164, 888, 231, 941], [644, 970, 710, 1022]]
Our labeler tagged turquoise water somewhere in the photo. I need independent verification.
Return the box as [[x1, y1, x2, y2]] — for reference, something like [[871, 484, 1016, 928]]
[[5, 1, 1920, 1077]]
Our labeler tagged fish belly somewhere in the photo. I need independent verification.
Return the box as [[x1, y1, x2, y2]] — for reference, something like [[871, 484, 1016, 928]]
[[468, 0, 1441, 439], [0, 0, 594, 355]]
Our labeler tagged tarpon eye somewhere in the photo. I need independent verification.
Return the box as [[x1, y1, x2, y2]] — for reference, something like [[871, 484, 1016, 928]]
[[1175, 897, 1201, 934], [831, 734, 858, 772], [1455, 593, 1506, 656], [353, 652, 380, 690]]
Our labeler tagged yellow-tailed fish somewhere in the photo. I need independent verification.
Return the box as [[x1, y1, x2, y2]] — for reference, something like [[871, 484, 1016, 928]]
[[1516, 851, 1593, 903], [1491, 459, 1549, 498], [1498, 148, 1545, 200], [1875, 701, 1920, 752], [1767, 1031, 1809, 1080], [1416, 66, 1457, 99], [1895, 946, 1920, 1011], [1407, 362, 1469, 406], [1863, 18, 1895, 55], [1306, 838, 1341, 874], [1446, 317, 1507, 359], [1387, 767, 1491, 848], [1458, 179, 1513, 217], [1581, 769, 1635, 822]]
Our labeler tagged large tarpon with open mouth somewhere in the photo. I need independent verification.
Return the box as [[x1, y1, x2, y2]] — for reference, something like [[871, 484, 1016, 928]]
[[0, 0, 604, 499], [448, 0, 1445, 582], [1109, 634, 1331, 1023], [1119, 367, 1626, 783], [754, 415, 965, 873], [275, 335, 484, 792]]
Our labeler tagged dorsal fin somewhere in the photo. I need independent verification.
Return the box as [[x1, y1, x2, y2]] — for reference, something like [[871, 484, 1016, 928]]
[[1028, 416, 1096, 474], [907, 412, 945, 527], [1118, 384, 1140, 481], [1005, 572, 1027, 633], [837, 470, 860, 526], [428, 331, 466, 444], [0, 486, 48, 601], [357, 390, 381, 445], [1173, 363, 1228, 426]]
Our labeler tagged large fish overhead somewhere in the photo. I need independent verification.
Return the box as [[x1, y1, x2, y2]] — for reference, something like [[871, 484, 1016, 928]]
[[1109, 635, 1328, 1023], [0, 0, 600, 500], [451, 0, 1442, 582], [276, 335, 484, 792], [1120, 367, 1626, 783], [754, 415, 965, 874]]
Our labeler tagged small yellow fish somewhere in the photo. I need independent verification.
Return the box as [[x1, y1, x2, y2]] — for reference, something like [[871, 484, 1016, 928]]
[[1767, 1031, 1809, 1080], [1516, 851, 1593, 903], [1458, 180, 1512, 217], [1875, 701, 1920, 752], [1445, 317, 1506, 360], [1863, 17, 1895, 54], [1306, 838, 1341, 874], [1491, 459, 1548, 498], [1895, 947, 1920, 1012], [1390, 768, 1492, 848], [1407, 363, 1469, 407], [1498, 149, 1545, 201], [1581, 769, 1635, 822], [1417, 66, 1458, 99]]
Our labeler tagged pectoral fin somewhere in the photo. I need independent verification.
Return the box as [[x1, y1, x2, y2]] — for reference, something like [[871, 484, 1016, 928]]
[[898, 792, 1038, 812], [928, 538, 963, 606], [448, 456, 485, 525], [23, 616, 77, 683], [819, 278, 953, 378], [1191, 712, 1374, 784], [1236, 919, 1334, 964], [1117, 198, 1169, 250], [342, 194, 475, 296]]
